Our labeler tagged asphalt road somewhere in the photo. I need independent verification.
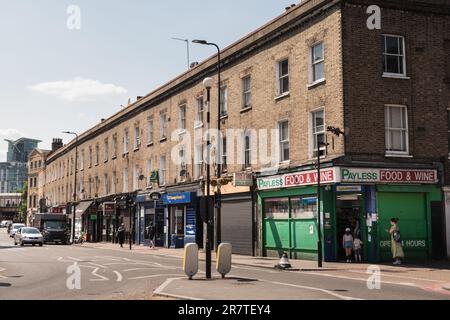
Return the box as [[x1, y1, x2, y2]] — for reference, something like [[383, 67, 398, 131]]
[[0, 229, 449, 300]]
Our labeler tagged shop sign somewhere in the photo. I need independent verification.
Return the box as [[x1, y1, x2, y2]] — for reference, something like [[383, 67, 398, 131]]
[[341, 168, 438, 184], [379, 239, 427, 248], [336, 185, 362, 192], [233, 173, 254, 187], [90, 214, 97, 221], [103, 202, 115, 216], [257, 168, 338, 190], [163, 192, 192, 205]]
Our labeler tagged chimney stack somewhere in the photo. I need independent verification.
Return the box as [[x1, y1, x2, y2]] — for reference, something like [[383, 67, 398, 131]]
[[52, 138, 63, 152]]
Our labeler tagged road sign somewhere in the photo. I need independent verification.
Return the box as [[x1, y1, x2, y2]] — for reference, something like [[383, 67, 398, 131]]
[[150, 192, 162, 201]]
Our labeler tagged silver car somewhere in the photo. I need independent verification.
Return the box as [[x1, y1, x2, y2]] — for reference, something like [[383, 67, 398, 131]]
[[14, 227, 44, 246], [9, 223, 25, 238]]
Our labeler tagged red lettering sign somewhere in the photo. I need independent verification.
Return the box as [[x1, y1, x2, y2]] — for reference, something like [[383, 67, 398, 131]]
[[379, 170, 436, 183], [284, 169, 336, 187]]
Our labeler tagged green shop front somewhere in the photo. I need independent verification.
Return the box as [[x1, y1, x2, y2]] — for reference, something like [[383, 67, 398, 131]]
[[257, 166, 441, 262]]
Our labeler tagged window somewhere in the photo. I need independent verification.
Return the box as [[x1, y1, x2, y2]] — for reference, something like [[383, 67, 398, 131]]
[[123, 128, 129, 154], [312, 110, 326, 157], [220, 86, 228, 117], [104, 173, 109, 195], [242, 76, 252, 109], [112, 134, 117, 158], [80, 150, 84, 170], [222, 137, 227, 172], [277, 59, 289, 95], [195, 97, 204, 126], [104, 139, 109, 162], [385, 105, 409, 154], [194, 145, 203, 179], [133, 165, 140, 191], [123, 167, 129, 193], [159, 155, 166, 186], [95, 144, 99, 165], [311, 42, 325, 83], [147, 118, 154, 145], [279, 121, 290, 162], [134, 125, 141, 150], [147, 159, 153, 186], [179, 105, 187, 131], [179, 147, 187, 180], [244, 134, 251, 169], [89, 147, 93, 168], [111, 171, 116, 194], [264, 198, 289, 220], [383, 35, 406, 76], [160, 113, 168, 140]]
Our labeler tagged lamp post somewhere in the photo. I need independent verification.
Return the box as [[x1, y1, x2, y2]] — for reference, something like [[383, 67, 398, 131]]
[[192, 39, 222, 248], [203, 77, 213, 279], [171, 37, 191, 70], [62, 131, 78, 245]]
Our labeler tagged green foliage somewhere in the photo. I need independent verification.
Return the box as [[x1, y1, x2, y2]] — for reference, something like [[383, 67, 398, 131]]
[[18, 181, 28, 222]]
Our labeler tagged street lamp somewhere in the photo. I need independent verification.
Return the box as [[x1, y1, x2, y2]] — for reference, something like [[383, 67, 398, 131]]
[[203, 76, 213, 280], [171, 37, 191, 70], [316, 126, 344, 268], [62, 131, 78, 245], [192, 39, 222, 248]]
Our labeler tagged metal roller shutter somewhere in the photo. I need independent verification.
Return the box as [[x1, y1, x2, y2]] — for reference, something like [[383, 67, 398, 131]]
[[221, 197, 253, 256]]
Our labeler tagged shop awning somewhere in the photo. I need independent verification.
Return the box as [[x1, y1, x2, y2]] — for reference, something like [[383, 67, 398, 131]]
[[72, 201, 93, 219]]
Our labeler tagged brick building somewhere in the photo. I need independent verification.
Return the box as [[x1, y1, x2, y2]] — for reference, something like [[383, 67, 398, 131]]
[[40, 0, 450, 261]]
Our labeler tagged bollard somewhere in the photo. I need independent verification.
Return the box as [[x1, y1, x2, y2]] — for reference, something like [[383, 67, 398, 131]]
[[183, 243, 199, 280], [216, 243, 232, 278]]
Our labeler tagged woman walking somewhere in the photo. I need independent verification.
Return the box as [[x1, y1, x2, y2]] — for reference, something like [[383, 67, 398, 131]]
[[342, 228, 354, 263], [389, 218, 404, 265], [117, 223, 126, 248]]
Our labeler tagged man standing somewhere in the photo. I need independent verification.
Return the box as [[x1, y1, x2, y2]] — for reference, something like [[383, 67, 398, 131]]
[[117, 223, 126, 248], [146, 223, 156, 249]]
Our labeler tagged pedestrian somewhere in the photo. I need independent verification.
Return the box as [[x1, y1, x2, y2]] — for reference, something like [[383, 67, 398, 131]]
[[146, 223, 156, 249], [117, 223, 126, 248], [353, 235, 363, 263], [388, 218, 404, 265], [342, 228, 354, 263]]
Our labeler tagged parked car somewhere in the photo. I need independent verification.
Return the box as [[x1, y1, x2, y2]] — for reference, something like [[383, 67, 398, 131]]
[[9, 223, 25, 238], [14, 227, 44, 247], [1, 220, 13, 228]]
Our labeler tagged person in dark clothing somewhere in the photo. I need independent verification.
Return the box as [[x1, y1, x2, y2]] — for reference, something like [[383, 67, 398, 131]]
[[117, 223, 126, 248], [146, 223, 156, 249]]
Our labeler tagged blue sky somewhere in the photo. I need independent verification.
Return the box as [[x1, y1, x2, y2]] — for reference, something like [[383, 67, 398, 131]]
[[0, 0, 294, 160]]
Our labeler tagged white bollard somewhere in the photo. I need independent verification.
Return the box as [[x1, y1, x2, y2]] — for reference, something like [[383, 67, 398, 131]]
[[216, 243, 232, 278], [183, 243, 199, 280]]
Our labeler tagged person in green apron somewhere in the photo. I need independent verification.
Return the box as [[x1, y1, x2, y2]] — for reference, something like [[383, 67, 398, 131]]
[[388, 218, 404, 265]]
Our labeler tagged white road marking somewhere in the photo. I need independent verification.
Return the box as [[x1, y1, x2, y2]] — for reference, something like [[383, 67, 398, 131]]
[[88, 262, 108, 269], [68, 256, 83, 262], [90, 268, 109, 282], [128, 273, 183, 280], [113, 271, 123, 282], [348, 269, 447, 283], [0, 267, 6, 279], [153, 277, 201, 300]]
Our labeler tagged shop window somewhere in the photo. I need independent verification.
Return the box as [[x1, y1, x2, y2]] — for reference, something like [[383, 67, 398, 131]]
[[291, 197, 317, 219], [264, 198, 289, 220]]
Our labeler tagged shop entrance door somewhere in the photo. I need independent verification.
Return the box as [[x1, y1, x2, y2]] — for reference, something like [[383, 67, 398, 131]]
[[336, 194, 364, 261], [144, 207, 165, 247]]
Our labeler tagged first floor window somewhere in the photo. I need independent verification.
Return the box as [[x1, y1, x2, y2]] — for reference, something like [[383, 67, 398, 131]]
[[133, 165, 140, 191], [312, 110, 326, 157], [195, 97, 204, 126], [111, 172, 116, 194], [123, 168, 129, 193], [242, 75, 252, 109], [385, 105, 409, 154], [278, 59, 289, 95], [159, 155, 166, 185], [311, 42, 325, 82], [279, 121, 290, 162], [147, 159, 153, 186], [194, 145, 203, 179]]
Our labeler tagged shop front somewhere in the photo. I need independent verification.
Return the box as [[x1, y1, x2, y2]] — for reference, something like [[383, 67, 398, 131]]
[[257, 167, 338, 261], [162, 191, 200, 249], [135, 192, 165, 247], [257, 166, 441, 262]]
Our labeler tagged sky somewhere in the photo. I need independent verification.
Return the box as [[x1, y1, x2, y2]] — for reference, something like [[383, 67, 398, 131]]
[[0, 0, 295, 161]]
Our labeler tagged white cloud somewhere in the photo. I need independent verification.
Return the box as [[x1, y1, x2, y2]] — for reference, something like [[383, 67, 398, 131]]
[[29, 77, 128, 102], [0, 128, 24, 161]]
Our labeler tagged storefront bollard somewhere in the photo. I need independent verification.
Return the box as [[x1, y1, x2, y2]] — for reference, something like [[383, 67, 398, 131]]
[[183, 243, 199, 280], [216, 243, 232, 279]]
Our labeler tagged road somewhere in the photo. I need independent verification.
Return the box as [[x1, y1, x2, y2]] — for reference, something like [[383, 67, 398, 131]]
[[0, 229, 449, 300]]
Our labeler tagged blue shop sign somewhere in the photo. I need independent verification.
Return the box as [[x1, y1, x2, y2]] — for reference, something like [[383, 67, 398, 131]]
[[163, 192, 192, 205]]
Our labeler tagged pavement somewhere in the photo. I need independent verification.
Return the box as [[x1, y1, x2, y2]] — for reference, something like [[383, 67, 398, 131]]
[[1, 228, 450, 300], [79, 241, 450, 299]]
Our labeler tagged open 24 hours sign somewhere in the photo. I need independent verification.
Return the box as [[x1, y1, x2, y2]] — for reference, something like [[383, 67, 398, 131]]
[[340, 168, 438, 184]]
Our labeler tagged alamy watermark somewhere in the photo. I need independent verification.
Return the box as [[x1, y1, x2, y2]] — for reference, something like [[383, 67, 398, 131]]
[[66, 262, 81, 290], [67, 5, 81, 30], [366, 265, 381, 290], [367, 5, 381, 30]]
